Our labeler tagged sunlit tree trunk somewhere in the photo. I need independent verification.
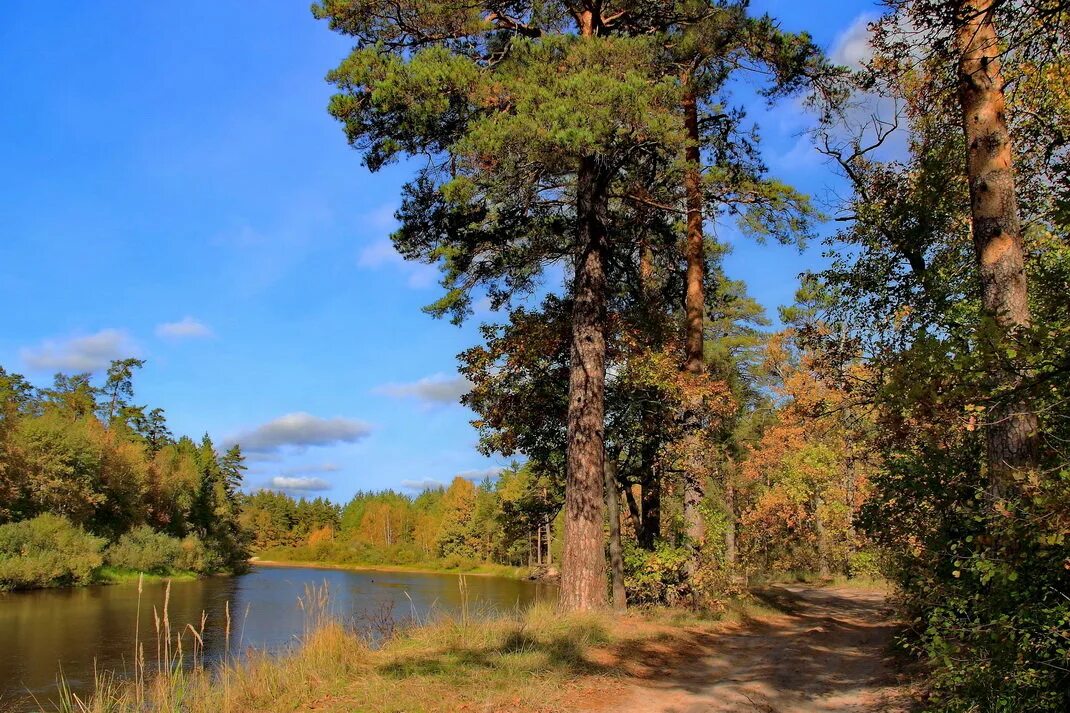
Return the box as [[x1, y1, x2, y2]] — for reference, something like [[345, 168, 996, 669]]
[[561, 154, 609, 611], [954, 0, 1039, 492], [682, 76, 707, 556]]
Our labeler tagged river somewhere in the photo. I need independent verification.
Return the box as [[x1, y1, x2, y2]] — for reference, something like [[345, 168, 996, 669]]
[[0, 564, 555, 711]]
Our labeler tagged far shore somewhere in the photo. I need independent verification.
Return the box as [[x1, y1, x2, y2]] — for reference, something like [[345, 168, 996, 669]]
[[249, 557, 541, 581]]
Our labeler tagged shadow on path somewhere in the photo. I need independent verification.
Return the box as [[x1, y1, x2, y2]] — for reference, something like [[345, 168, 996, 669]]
[[606, 585, 913, 713]]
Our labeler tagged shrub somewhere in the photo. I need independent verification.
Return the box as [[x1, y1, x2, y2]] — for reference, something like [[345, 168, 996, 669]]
[[623, 541, 691, 607], [846, 549, 883, 580], [106, 526, 206, 574], [176, 535, 220, 572], [0, 514, 105, 589]]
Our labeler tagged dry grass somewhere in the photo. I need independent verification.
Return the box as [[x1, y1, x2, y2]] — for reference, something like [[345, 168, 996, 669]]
[[48, 577, 656, 713]]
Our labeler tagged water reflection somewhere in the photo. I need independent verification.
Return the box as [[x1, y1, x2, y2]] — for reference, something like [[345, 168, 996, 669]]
[[0, 566, 554, 711]]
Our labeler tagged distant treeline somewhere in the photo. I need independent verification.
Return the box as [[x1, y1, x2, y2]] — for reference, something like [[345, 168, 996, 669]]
[[243, 466, 560, 571], [0, 361, 247, 590]]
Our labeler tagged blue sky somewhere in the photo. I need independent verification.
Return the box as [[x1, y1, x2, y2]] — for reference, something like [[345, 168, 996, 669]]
[[0, 1, 879, 501]]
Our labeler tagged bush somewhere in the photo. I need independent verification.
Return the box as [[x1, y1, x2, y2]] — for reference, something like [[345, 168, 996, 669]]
[[106, 526, 216, 574], [847, 549, 883, 580], [623, 541, 691, 607], [0, 514, 105, 589], [176, 535, 220, 572]]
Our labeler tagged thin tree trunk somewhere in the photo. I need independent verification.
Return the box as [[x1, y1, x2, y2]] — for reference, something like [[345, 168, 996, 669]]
[[640, 466, 661, 549], [637, 235, 663, 552], [954, 0, 1039, 492], [724, 476, 737, 566], [624, 482, 642, 535], [561, 154, 609, 611], [545, 521, 552, 566], [682, 76, 707, 553], [536, 522, 543, 566], [605, 456, 626, 611]]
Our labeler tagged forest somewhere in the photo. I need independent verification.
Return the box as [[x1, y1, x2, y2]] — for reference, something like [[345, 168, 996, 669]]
[[0, 360, 248, 588], [0, 0, 1067, 710]]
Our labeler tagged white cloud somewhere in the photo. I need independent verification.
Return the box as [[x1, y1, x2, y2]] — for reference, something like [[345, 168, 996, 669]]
[[456, 466, 504, 482], [357, 239, 439, 289], [830, 14, 878, 70], [375, 373, 472, 405], [401, 467, 505, 492], [21, 329, 140, 372], [270, 476, 332, 492], [225, 412, 373, 453], [401, 478, 445, 492], [156, 316, 212, 339]]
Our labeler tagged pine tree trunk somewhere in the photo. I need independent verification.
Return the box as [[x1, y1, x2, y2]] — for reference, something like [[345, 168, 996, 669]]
[[682, 77, 707, 554], [605, 456, 626, 611], [561, 154, 609, 612], [954, 0, 1039, 492]]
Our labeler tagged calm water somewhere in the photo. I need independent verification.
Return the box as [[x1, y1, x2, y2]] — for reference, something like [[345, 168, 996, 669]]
[[0, 565, 554, 711]]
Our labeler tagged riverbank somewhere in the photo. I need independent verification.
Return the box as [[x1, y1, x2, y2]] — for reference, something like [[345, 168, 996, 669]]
[[57, 584, 911, 712], [94, 566, 201, 585], [251, 555, 537, 580]]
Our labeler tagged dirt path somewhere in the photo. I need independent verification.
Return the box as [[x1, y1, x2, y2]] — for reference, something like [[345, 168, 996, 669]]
[[602, 585, 912, 713]]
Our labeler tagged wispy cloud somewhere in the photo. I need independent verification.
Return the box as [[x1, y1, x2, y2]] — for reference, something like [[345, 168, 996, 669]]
[[21, 329, 140, 372], [156, 316, 212, 339], [400, 466, 504, 492], [357, 239, 439, 289], [457, 466, 504, 482], [375, 373, 472, 405], [401, 478, 445, 492], [830, 14, 878, 70], [270, 476, 332, 492], [225, 412, 373, 453]]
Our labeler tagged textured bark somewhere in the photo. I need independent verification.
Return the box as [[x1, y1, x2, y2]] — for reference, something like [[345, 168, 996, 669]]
[[683, 82, 706, 380], [560, 154, 609, 611], [954, 0, 1039, 490], [605, 457, 627, 611], [682, 78, 707, 551]]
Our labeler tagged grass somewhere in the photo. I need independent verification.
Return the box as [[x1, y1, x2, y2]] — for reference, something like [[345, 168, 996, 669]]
[[46, 576, 745, 713], [94, 566, 200, 586]]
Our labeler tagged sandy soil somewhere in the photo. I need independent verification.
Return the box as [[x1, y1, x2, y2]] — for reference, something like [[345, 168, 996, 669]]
[[594, 585, 913, 713]]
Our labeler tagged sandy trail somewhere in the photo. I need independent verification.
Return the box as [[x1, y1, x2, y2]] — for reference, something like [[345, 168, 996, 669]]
[[602, 585, 912, 713]]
